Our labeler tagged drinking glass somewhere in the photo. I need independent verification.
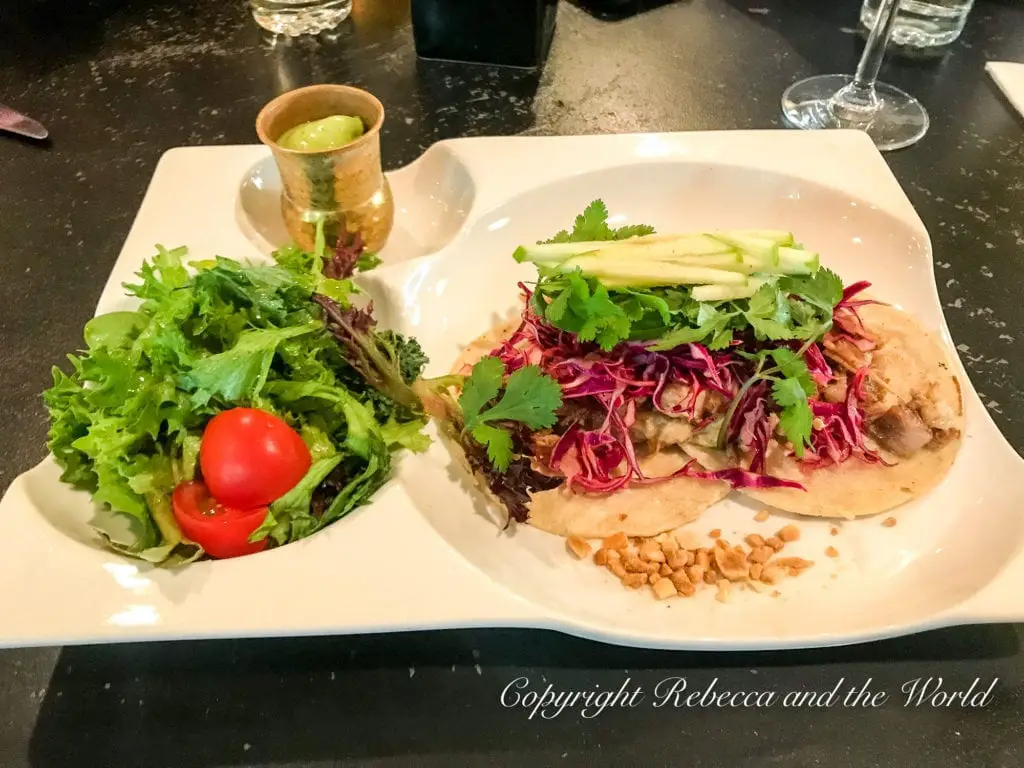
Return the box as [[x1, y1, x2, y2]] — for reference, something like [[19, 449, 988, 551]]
[[861, 0, 975, 49], [250, 0, 352, 36], [781, 0, 928, 152]]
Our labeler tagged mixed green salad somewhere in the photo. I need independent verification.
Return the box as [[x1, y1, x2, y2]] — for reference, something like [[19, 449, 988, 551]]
[[44, 229, 428, 564]]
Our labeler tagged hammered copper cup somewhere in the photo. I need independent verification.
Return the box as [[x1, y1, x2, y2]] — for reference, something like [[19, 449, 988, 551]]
[[256, 84, 394, 253]]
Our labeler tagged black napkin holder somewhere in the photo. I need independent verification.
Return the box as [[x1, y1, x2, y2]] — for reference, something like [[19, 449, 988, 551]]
[[411, 0, 558, 69]]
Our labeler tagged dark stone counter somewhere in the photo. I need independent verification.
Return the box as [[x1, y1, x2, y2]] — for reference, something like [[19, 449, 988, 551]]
[[0, 0, 1021, 765]]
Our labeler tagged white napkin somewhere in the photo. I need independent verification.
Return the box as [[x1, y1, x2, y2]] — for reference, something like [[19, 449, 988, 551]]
[[986, 61, 1024, 118]]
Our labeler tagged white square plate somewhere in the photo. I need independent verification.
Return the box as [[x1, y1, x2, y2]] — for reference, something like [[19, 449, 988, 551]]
[[2, 131, 1022, 650]]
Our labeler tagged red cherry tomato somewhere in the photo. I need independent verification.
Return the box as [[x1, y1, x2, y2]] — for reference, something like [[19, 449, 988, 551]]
[[199, 408, 311, 509], [171, 481, 269, 559]]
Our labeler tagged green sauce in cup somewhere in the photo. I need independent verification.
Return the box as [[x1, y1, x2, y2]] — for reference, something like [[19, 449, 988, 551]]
[[276, 115, 365, 152]]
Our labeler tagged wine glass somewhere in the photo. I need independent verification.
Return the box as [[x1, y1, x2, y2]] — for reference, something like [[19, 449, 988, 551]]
[[781, 0, 928, 152]]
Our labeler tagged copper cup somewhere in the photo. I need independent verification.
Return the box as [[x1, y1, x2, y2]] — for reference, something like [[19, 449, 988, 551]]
[[256, 84, 394, 253]]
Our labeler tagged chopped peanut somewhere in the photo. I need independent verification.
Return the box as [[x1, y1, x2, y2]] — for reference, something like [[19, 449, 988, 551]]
[[754, 509, 770, 523], [775, 556, 814, 571], [651, 577, 676, 600], [882, 517, 897, 528], [566, 536, 592, 560], [715, 579, 733, 603], [675, 578, 697, 597], [622, 552, 647, 573], [575, 520, 810, 600], [686, 564, 705, 584], [639, 540, 666, 563], [825, 546, 839, 558], [621, 572, 647, 589], [602, 532, 629, 550], [830, 526, 839, 537], [667, 552, 690, 570], [714, 546, 750, 581], [669, 569, 691, 590], [777, 525, 801, 542], [748, 546, 772, 564]]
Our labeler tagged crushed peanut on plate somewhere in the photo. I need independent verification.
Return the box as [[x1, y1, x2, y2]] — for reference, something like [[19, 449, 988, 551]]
[[575, 523, 810, 600], [882, 517, 897, 528]]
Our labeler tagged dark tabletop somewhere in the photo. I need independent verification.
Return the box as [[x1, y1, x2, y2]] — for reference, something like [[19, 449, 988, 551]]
[[2, 0, 1023, 765]]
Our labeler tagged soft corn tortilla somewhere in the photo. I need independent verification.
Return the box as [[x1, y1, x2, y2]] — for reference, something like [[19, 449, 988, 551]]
[[450, 317, 728, 536], [684, 304, 963, 520], [527, 450, 729, 538]]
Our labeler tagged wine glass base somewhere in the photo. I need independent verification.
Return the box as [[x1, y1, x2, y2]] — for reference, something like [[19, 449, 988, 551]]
[[781, 74, 929, 152]]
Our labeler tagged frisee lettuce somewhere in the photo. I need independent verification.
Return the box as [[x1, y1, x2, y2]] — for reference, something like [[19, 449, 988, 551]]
[[43, 237, 428, 565]]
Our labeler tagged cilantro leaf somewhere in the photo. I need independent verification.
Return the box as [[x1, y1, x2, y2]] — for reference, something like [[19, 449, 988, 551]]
[[649, 305, 735, 351], [748, 317, 796, 340], [477, 365, 563, 429], [768, 348, 815, 395], [541, 199, 655, 245], [772, 376, 810, 408], [709, 327, 734, 350], [459, 356, 504, 425], [546, 290, 570, 323], [773, 378, 813, 456], [470, 423, 514, 471], [613, 223, 656, 239], [744, 284, 796, 341], [456, 358, 563, 473], [781, 268, 843, 312]]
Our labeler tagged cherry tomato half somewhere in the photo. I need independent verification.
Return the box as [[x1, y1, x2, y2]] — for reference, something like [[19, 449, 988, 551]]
[[171, 481, 269, 559], [199, 408, 311, 509]]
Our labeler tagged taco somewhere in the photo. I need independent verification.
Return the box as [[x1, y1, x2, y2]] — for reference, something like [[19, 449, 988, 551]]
[[446, 322, 730, 538], [424, 200, 962, 537], [683, 302, 963, 519]]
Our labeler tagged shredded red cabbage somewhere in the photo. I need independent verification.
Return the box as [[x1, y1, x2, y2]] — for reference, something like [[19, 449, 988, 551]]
[[679, 461, 804, 490], [487, 278, 888, 494], [799, 367, 886, 468], [829, 280, 881, 352]]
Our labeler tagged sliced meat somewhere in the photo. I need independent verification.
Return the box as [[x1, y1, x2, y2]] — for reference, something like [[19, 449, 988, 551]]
[[630, 411, 696, 449], [658, 382, 689, 411], [822, 334, 871, 372], [555, 401, 605, 432], [529, 430, 559, 466], [822, 376, 848, 404], [859, 374, 894, 417], [912, 380, 960, 431], [695, 390, 727, 420], [867, 406, 934, 458]]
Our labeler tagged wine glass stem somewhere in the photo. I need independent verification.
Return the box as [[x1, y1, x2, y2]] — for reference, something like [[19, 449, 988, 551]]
[[833, 0, 902, 114]]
